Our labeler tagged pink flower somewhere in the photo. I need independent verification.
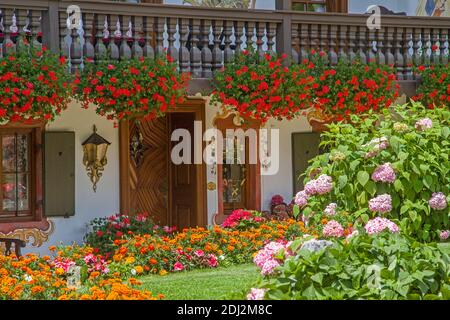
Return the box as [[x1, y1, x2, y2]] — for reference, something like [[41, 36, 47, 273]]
[[173, 262, 184, 271], [54, 258, 76, 273], [194, 249, 204, 258], [415, 118, 433, 131], [247, 288, 266, 300], [346, 230, 359, 239], [324, 203, 337, 216], [207, 254, 218, 268], [304, 174, 333, 196], [253, 241, 291, 275], [429, 192, 447, 210], [261, 259, 280, 275], [364, 137, 389, 158], [271, 194, 284, 206], [294, 190, 309, 207], [83, 254, 96, 264], [372, 163, 396, 184], [322, 220, 344, 238], [439, 230, 449, 241], [369, 194, 392, 214], [364, 217, 399, 235]]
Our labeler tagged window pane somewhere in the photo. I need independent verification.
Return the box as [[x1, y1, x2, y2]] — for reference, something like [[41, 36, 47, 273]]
[[223, 164, 246, 203], [2, 174, 16, 212], [17, 134, 29, 172], [2, 135, 16, 172], [17, 174, 29, 211]]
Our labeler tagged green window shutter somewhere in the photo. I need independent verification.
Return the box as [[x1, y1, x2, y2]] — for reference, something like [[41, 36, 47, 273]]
[[44, 132, 75, 217]]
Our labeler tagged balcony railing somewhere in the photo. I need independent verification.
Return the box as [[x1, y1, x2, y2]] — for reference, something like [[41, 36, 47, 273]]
[[0, 0, 449, 92]]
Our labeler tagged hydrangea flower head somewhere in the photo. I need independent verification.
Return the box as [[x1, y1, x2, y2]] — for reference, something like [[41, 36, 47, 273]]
[[415, 118, 433, 131], [429, 192, 447, 210], [324, 203, 337, 216], [372, 163, 396, 184], [369, 194, 392, 214], [322, 220, 344, 238], [364, 217, 399, 235]]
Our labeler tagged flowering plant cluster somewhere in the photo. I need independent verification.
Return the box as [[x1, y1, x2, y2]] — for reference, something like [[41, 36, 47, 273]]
[[253, 241, 293, 276], [248, 232, 450, 300], [221, 209, 265, 229], [84, 213, 166, 258], [212, 49, 315, 123], [414, 64, 450, 109], [364, 217, 399, 235], [294, 103, 450, 241], [0, 247, 163, 300], [297, 52, 399, 121], [108, 218, 310, 276], [74, 55, 189, 124], [0, 41, 71, 123]]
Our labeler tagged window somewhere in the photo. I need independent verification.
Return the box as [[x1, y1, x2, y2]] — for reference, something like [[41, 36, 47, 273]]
[[292, 0, 348, 12], [0, 124, 43, 222]]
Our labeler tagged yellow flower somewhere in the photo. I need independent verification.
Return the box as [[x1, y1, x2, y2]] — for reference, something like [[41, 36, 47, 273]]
[[125, 256, 135, 264], [55, 268, 65, 276], [159, 269, 168, 276], [135, 266, 144, 274]]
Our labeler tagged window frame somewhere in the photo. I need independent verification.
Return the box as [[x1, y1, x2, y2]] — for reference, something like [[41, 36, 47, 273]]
[[0, 121, 43, 223]]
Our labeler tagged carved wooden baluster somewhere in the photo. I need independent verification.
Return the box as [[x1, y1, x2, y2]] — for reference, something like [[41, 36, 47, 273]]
[[142, 16, 154, 59], [30, 10, 42, 50], [223, 20, 234, 63], [69, 11, 83, 72], [412, 28, 422, 69], [440, 28, 448, 65], [190, 18, 202, 77], [15, 9, 26, 48], [310, 24, 319, 52], [376, 27, 386, 65], [348, 26, 357, 62], [403, 28, 413, 80], [422, 28, 431, 67], [179, 18, 190, 73], [291, 23, 300, 64], [95, 15, 108, 63], [299, 24, 309, 62], [154, 16, 165, 56], [59, 9, 70, 62], [366, 27, 376, 64], [357, 26, 366, 64], [167, 17, 178, 64], [22, 10, 32, 45], [120, 16, 132, 60], [385, 27, 395, 66], [328, 25, 338, 66], [131, 16, 143, 58], [394, 27, 404, 80], [266, 22, 276, 56], [200, 19, 212, 77], [255, 21, 265, 59], [83, 12, 95, 62], [5, 10, 18, 55], [234, 21, 245, 55], [245, 21, 255, 50], [211, 19, 223, 72], [319, 24, 328, 56], [431, 28, 440, 65], [337, 25, 348, 63], [109, 15, 120, 61]]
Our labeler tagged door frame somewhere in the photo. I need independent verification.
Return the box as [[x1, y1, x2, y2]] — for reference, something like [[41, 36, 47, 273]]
[[119, 98, 207, 227]]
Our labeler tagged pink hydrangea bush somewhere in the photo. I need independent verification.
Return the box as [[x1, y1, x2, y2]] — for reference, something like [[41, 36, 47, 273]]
[[415, 117, 433, 131], [439, 230, 449, 241], [247, 288, 266, 300], [364, 137, 389, 158], [364, 217, 399, 235], [294, 190, 309, 207], [372, 163, 396, 184], [322, 220, 344, 238], [253, 241, 293, 276], [369, 194, 392, 214], [429, 192, 447, 211], [324, 203, 337, 216], [304, 174, 333, 196]]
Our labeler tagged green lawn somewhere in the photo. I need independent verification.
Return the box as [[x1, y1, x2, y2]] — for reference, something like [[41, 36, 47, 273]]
[[140, 264, 259, 300]]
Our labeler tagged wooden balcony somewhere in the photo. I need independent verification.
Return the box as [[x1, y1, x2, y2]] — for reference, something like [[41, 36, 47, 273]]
[[0, 0, 449, 95]]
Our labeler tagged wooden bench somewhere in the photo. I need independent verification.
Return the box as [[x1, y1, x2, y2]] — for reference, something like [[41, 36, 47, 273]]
[[0, 238, 26, 257]]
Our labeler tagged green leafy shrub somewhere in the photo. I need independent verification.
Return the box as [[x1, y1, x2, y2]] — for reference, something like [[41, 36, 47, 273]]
[[256, 233, 450, 300], [295, 102, 450, 241]]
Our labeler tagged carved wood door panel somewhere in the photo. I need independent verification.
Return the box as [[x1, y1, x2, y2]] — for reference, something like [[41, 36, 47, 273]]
[[129, 118, 169, 225]]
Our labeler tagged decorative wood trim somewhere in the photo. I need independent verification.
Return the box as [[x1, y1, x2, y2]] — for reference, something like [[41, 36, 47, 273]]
[[0, 219, 54, 247]]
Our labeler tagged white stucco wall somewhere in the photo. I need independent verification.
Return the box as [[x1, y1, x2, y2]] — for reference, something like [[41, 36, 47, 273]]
[[260, 116, 312, 211], [26, 101, 120, 254]]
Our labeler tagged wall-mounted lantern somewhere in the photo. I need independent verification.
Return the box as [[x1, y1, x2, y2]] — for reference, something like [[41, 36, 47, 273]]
[[82, 125, 111, 192]]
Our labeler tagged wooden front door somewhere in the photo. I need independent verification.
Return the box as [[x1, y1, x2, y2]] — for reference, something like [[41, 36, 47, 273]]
[[168, 113, 197, 229], [119, 99, 207, 228]]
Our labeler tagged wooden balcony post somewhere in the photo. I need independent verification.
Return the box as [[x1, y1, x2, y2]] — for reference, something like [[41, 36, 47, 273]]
[[41, 0, 60, 54], [275, 0, 292, 64]]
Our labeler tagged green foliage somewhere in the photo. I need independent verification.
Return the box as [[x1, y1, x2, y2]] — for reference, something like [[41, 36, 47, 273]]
[[259, 233, 450, 300], [301, 102, 450, 241]]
